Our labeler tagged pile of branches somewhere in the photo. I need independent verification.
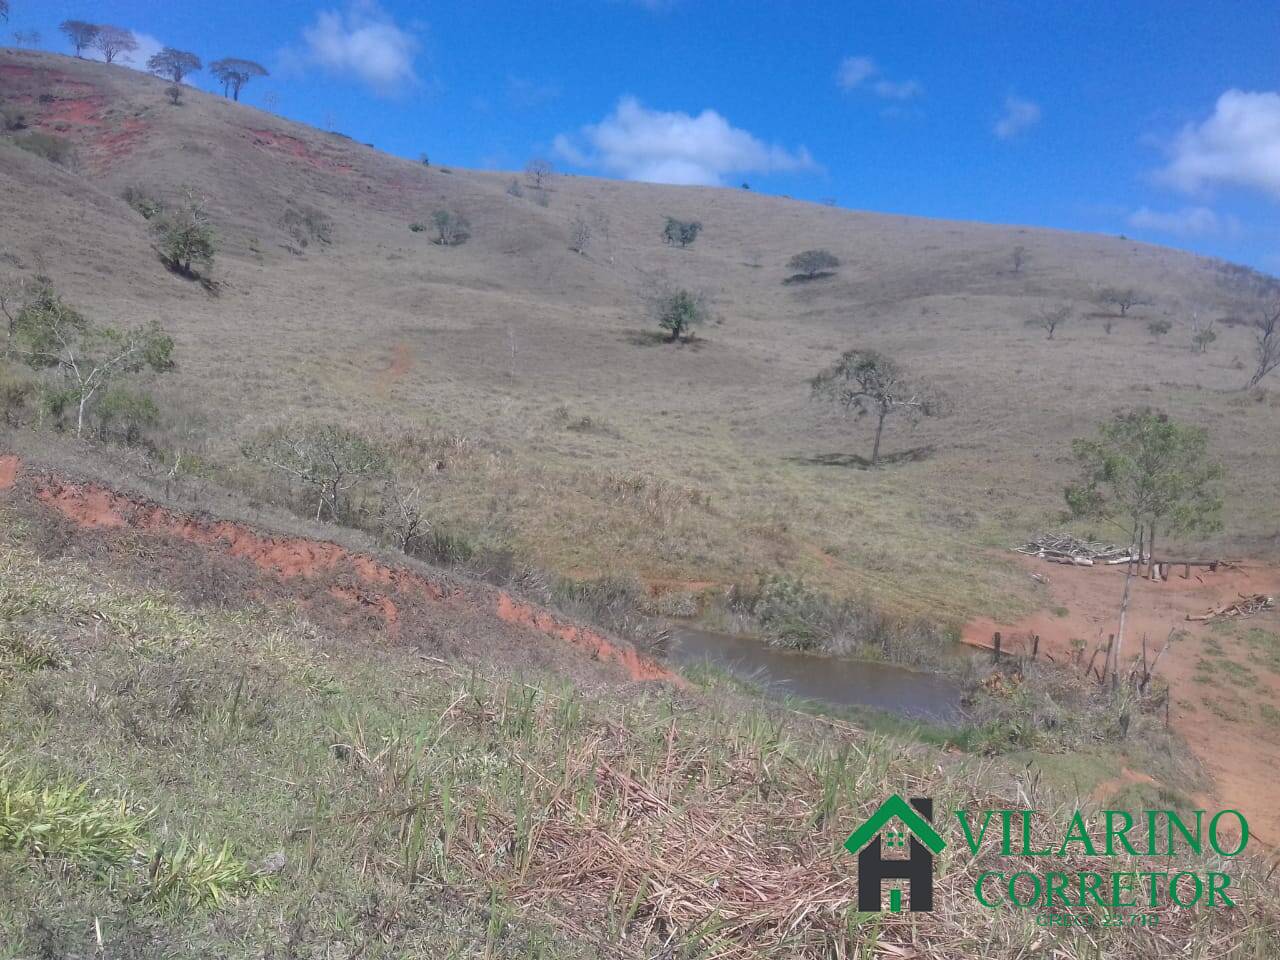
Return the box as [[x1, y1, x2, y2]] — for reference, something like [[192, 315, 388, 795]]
[[1015, 533, 1138, 566], [1187, 594, 1275, 622]]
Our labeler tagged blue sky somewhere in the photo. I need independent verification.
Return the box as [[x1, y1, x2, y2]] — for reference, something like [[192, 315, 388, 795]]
[[11, 0, 1280, 271]]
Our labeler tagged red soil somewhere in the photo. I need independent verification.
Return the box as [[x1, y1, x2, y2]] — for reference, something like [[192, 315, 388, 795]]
[[20, 467, 680, 686], [963, 553, 1280, 847], [0, 66, 147, 168], [246, 128, 355, 173], [0, 455, 18, 491]]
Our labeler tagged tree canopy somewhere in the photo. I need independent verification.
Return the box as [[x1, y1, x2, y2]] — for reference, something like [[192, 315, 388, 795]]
[[210, 58, 269, 100], [811, 350, 945, 466], [93, 26, 138, 64], [1065, 408, 1223, 555], [788, 249, 839, 279], [59, 20, 100, 57], [147, 47, 202, 84]]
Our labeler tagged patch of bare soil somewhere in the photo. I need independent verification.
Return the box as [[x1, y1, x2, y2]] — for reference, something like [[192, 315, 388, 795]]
[[963, 552, 1280, 846], [0, 456, 680, 686]]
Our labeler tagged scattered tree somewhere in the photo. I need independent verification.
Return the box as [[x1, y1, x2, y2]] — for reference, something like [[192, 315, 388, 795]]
[[418, 152, 429, 166], [787, 249, 840, 280], [810, 350, 946, 467], [1191, 316, 1217, 353], [11, 29, 39, 47], [649, 286, 708, 343], [1099, 286, 1153, 316], [1102, 317, 1115, 336], [662, 217, 702, 248], [146, 47, 201, 84], [1146, 319, 1172, 338], [1248, 299, 1280, 388], [0, 2, 8, 23], [153, 190, 216, 277], [525, 158, 554, 189], [1031, 303, 1071, 340], [432, 209, 470, 246], [378, 480, 429, 554], [1011, 245, 1027, 275], [12, 283, 174, 438], [1065, 409, 1224, 681], [505, 178, 524, 198], [209, 58, 268, 101], [244, 424, 387, 522], [59, 20, 100, 57], [93, 26, 138, 64], [165, 85, 182, 106]]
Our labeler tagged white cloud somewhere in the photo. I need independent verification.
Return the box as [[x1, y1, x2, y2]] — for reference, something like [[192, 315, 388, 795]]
[[553, 96, 817, 186], [1159, 90, 1280, 199], [993, 96, 1041, 139], [1127, 205, 1239, 238], [88, 30, 163, 72], [835, 55, 922, 100], [301, 1, 419, 96]]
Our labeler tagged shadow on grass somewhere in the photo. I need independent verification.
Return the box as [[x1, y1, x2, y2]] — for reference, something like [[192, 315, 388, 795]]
[[782, 271, 836, 285], [621, 329, 709, 350], [159, 255, 221, 296], [785, 445, 936, 470]]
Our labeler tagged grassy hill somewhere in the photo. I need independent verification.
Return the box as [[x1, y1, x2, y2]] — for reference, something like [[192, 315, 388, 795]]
[[3, 48, 1278, 629], [3, 48, 1280, 959]]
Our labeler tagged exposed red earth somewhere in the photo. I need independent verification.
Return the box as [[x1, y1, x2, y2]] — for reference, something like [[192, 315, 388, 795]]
[[0, 455, 682, 686]]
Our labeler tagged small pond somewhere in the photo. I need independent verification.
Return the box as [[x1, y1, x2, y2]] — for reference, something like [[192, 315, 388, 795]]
[[666, 625, 964, 723]]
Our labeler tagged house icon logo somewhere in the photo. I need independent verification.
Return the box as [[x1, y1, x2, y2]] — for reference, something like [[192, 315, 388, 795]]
[[844, 795, 946, 913]]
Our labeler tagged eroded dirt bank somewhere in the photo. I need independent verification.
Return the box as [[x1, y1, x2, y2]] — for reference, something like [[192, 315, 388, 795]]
[[963, 552, 1280, 845], [0, 456, 679, 686]]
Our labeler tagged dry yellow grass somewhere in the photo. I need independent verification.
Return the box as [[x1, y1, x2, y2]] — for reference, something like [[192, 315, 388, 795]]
[[2, 48, 1278, 626]]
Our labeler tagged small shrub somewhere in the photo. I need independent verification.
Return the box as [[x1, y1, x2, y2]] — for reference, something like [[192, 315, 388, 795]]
[[505, 178, 524, 198], [280, 203, 333, 248], [153, 191, 216, 276], [13, 133, 74, 166], [122, 185, 165, 220], [1147, 319, 1172, 337], [432, 209, 470, 246], [408, 221, 426, 233], [662, 217, 702, 248], [0, 104, 28, 131], [787, 249, 839, 280], [143, 837, 271, 910]]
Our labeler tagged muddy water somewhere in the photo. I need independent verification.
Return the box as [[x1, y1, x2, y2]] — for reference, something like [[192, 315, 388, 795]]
[[667, 626, 963, 722]]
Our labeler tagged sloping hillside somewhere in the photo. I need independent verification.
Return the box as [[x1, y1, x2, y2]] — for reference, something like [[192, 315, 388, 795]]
[[2, 46, 1278, 629]]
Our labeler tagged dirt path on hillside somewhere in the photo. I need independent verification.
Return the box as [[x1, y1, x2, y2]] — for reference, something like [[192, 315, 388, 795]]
[[0, 456, 680, 687], [963, 553, 1280, 846]]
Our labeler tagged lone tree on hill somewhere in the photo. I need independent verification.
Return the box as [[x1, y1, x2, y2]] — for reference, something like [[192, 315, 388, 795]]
[[1099, 287, 1153, 317], [147, 47, 202, 84], [431, 209, 470, 246], [244, 424, 388, 523], [1248, 299, 1280, 388], [93, 26, 138, 64], [1031, 303, 1072, 340], [662, 217, 702, 248], [13, 282, 174, 439], [811, 350, 946, 467], [1065, 408, 1223, 682], [210, 58, 268, 100], [0, 2, 8, 23], [153, 191, 216, 277], [650, 286, 708, 343], [59, 20, 99, 56], [1011, 245, 1027, 274], [788, 249, 839, 280]]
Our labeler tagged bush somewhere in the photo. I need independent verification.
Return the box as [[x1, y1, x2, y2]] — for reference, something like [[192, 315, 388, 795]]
[[280, 203, 333, 248], [94, 386, 160, 446], [1147, 319, 1172, 337], [432, 209, 470, 246], [13, 133, 74, 166], [0, 104, 28, 131], [0, 366, 37, 428], [662, 217, 702, 248], [408, 221, 426, 233], [787, 249, 839, 280], [153, 192, 216, 276], [649, 286, 709, 342], [122, 185, 165, 220]]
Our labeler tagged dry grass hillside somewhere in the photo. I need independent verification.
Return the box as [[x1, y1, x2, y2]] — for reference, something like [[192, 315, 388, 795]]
[[3, 46, 1278, 628]]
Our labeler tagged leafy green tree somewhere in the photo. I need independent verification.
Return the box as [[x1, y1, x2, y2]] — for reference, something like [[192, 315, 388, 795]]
[[146, 47, 202, 84], [244, 425, 388, 522], [59, 20, 99, 56], [651, 287, 708, 343], [1066, 408, 1223, 564], [431, 209, 470, 246], [153, 192, 216, 276], [209, 58, 268, 100], [13, 284, 174, 438], [811, 350, 945, 466]]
